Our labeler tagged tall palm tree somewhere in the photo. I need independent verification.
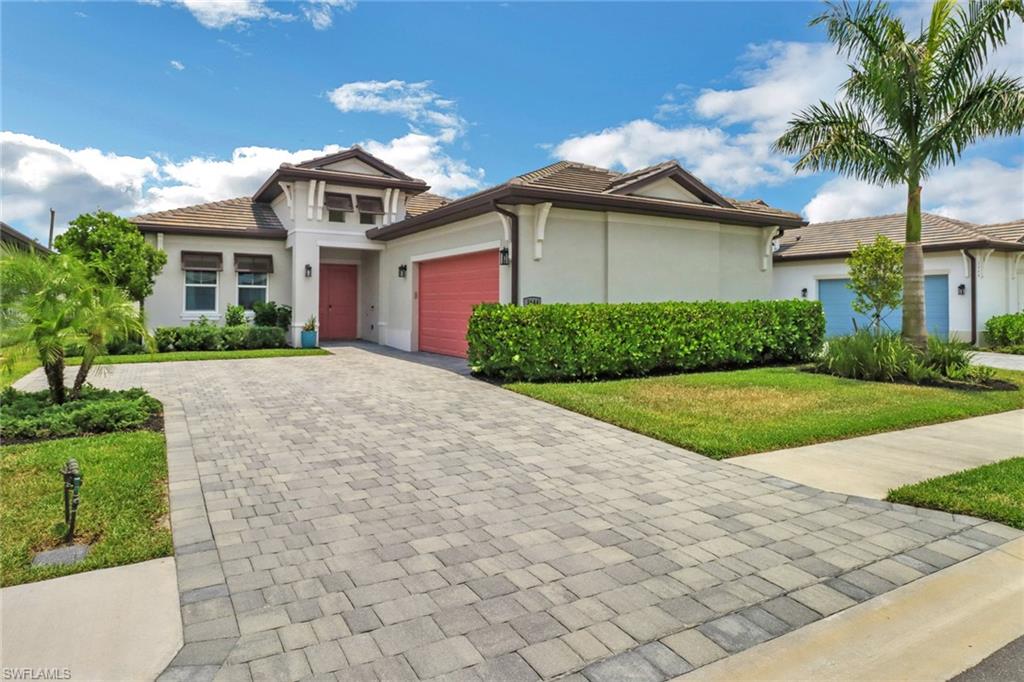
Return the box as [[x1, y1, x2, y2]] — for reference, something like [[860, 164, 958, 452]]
[[775, 0, 1024, 346]]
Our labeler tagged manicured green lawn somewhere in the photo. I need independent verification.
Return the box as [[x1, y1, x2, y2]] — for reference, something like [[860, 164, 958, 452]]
[[888, 457, 1024, 529], [0, 431, 172, 586], [66, 347, 329, 366], [508, 366, 1024, 459]]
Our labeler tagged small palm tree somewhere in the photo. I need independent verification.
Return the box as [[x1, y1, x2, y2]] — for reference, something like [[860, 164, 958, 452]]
[[0, 246, 146, 403], [70, 280, 149, 400], [775, 0, 1024, 346]]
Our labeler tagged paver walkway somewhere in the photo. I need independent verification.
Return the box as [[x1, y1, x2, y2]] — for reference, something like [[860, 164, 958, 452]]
[[18, 348, 1022, 682], [974, 351, 1024, 371], [733, 410, 1024, 499]]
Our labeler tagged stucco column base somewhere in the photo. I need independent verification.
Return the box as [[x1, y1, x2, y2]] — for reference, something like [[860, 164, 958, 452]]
[[676, 536, 1024, 682]]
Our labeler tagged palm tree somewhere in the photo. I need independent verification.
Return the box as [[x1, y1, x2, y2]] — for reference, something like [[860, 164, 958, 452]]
[[0, 246, 146, 403], [70, 281, 149, 400], [775, 0, 1024, 346]]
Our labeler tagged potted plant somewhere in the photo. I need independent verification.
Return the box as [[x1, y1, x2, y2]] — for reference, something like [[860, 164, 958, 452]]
[[300, 316, 317, 348]]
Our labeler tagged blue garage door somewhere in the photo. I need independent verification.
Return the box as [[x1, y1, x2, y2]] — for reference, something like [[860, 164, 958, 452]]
[[818, 275, 949, 338]]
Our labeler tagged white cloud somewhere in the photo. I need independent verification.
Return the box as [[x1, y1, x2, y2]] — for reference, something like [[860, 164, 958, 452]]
[[159, 0, 353, 30], [0, 132, 159, 240], [361, 132, 484, 196], [169, 59, 185, 71], [327, 80, 465, 134], [804, 159, 1024, 224]]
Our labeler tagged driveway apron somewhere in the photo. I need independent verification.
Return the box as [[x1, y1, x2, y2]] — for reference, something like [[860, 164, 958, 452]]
[[20, 348, 1020, 682]]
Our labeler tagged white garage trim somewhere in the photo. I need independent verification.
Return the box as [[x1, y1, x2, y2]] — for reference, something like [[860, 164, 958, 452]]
[[410, 241, 502, 263]]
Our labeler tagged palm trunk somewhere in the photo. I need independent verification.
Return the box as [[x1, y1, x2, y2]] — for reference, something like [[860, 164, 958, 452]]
[[902, 182, 927, 348], [42, 351, 66, 404], [71, 353, 94, 400]]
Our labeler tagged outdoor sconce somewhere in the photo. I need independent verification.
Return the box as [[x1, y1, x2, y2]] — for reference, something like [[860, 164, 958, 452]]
[[499, 247, 511, 266], [800, 287, 808, 298], [304, 264, 313, 278], [958, 284, 966, 296], [398, 264, 408, 278]]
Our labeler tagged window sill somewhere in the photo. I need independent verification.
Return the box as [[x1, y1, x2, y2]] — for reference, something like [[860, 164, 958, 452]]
[[181, 313, 221, 321]]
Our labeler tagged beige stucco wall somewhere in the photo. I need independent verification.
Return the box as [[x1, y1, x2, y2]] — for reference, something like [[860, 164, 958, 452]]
[[516, 207, 773, 305], [142, 232, 291, 329]]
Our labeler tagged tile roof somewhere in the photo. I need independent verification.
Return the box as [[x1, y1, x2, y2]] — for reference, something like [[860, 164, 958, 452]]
[[131, 197, 286, 236], [774, 212, 1024, 260], [405, 192, 451, 217], [976, 220, 1024, 243]]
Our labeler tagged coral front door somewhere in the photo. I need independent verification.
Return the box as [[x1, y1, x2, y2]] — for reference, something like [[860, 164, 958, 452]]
[[418, 249, 499, 357], [319, 264, 358, 340]]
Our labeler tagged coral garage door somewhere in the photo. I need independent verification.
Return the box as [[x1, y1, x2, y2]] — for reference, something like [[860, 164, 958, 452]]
[[418, 250, 499, 357], [818, 274, 949, 338]]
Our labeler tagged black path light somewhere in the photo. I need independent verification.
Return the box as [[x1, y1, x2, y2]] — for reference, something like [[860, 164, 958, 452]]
[[61, 459, 82, 543]]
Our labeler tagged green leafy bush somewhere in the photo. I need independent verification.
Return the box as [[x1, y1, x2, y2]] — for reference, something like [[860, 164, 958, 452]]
[[1, 386, 161, 441], [225, 304, 247, 327], [467, 300, 825, 381], [818, 331, 994, 385], [152, 321, 287, 352], [251, 301, 291, 329], [985, 313, 1024, 348]]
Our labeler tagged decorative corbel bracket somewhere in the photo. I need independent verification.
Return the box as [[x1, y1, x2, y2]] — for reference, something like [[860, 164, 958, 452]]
[[533, 202, 552, 261], [762, 226, 781, 272]]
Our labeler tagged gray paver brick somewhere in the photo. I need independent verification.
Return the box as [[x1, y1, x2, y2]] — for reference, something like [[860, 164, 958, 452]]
[[405, 636, 484, 679], [582, 651, 661, 682], [520, 638, 584, 678], [248, 650, 311, 682], [661, 628, 728, 667], [698, 614, 773, 653], [468, 623, 528, 658]]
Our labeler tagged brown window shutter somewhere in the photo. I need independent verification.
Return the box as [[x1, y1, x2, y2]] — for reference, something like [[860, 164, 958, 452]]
[[181, 251, 223, 271], [234, 253, 274, 273], [324, 192, 354, 211], [355, 195, 385, 215]]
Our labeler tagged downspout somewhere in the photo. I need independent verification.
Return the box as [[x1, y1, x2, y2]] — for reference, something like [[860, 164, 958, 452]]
[[492, 202, 519, 305], [966, 250, 977, 345]]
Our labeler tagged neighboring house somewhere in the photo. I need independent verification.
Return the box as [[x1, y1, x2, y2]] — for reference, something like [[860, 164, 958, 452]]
[[1, 221, 52, 255], [130, 146, 803, 357], [772, 214, 1024, 344]]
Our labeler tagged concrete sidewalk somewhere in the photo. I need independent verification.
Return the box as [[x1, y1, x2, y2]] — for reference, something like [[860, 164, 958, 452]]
[[973, 351, 1024, 371], [0, 557, 181, 682], [678, 534, 1024, 682], [733, 410, 1024, 499]]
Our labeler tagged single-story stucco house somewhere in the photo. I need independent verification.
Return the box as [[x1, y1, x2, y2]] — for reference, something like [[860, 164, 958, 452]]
[[772, 213, 1024, 344], [130, 146, 805, 357]]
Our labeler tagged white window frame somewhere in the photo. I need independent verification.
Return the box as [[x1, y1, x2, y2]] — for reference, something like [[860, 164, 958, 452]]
[[236, 271, 270, 310], [328, 209, 347, 223], [182, 269, 219, 317], [359, 212, 379, 226]]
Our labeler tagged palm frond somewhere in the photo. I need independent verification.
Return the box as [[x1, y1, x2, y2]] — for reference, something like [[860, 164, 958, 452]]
[[773, 101, 903, 184], [812, 0, 894, 61]]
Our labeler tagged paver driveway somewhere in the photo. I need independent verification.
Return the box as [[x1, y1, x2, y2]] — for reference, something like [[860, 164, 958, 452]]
[[27, 347, 1019, 682]]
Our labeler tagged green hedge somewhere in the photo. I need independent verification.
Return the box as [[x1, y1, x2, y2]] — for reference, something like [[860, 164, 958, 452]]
[[154, 321, 287, 352], [467, 300, 825, 381], [1, 387, 162, 442], [985, 313, 1024, 348]]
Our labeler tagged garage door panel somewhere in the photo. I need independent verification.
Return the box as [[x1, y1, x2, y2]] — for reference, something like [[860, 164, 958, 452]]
[[818, 275, 949, 339], [418, 250, 499, 357]]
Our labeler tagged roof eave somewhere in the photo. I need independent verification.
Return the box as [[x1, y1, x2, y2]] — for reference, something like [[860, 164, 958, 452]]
[[774, 238, 1024, 262], [607, 166, 732, 209], [367, 185, 804, 241], [134, 223, 288, 240], [253, 168, 430, 203]]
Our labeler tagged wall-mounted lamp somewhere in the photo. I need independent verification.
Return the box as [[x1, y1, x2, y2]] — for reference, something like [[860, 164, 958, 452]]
[[499, 247, 510, 266], [398, 264, 408, 278], [800, 287, 808, 298], [957, 283, 966, 296], [304, 264, 313, 278]]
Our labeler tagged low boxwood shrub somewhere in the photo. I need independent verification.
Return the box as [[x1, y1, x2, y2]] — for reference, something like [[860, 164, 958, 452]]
[[1, 386, 162, 442], [985, 313, 1024, 349], [818, 331, 995, 385], [153, 319, 287, 352], [467, 299, 825, 381]]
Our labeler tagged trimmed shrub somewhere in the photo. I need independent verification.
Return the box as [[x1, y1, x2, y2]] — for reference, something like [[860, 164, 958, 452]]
[[252, 301, 291, 329], [1, 386, 161, 441], [985, 313, 1024, 348], [225, 304, 247, 327], [152, 321, 287, 352], [818, 331, 994, 385], [467, 300, 825, 381]]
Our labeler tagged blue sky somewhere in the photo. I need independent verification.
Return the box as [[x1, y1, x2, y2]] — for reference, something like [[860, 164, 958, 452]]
[[3, 1, 1022, 241]]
